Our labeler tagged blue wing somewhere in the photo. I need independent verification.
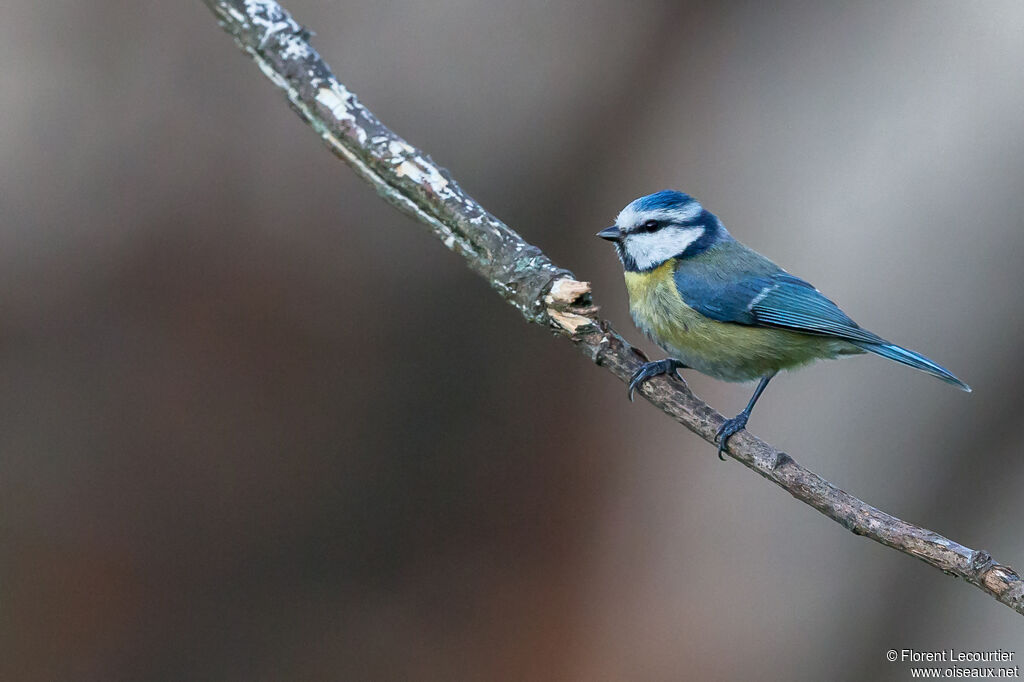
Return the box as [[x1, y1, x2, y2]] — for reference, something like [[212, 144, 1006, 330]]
[[672, 259, 971, 390], [674, 268, 884, 344]]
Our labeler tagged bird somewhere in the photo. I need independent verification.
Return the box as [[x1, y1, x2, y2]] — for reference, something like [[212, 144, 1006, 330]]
[[597, 189, 970, 459]]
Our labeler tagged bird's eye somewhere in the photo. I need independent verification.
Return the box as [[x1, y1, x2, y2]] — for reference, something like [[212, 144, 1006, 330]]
[[642, 220, 660, 232]]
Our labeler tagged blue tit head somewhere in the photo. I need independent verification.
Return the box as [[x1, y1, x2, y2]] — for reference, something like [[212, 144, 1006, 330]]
[[597, 190, 727, 272]]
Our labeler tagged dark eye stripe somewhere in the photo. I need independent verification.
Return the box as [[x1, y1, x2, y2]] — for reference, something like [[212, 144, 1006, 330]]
[[641, 219, 660, 232]]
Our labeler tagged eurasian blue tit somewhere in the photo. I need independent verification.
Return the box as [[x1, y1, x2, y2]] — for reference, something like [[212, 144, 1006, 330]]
[[597, 190, 970, 459]]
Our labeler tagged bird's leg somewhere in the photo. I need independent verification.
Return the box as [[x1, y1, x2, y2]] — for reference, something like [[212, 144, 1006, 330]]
[[716, 373, 776, 460], [628, 358, 687, 401]]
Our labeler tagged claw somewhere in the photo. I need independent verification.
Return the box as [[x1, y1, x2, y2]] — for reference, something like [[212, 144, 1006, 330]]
[[716, 441, 728, 461], [627, 371, 643, 402], [715, 412, 750, 460], [627, 359, 685, 401]]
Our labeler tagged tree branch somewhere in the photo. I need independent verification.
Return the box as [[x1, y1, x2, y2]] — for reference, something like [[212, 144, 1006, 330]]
[[200, 0, 1024, 617]]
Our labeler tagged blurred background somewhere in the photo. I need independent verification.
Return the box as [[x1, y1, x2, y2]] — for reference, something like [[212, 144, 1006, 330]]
[[2, 1, 1023, 680]]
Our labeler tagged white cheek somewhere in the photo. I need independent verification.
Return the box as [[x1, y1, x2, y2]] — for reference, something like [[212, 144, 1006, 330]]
[[625, 226, 704, 270]]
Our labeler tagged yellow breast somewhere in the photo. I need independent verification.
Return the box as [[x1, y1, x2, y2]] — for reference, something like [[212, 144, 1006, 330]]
[[623, 261, 847, 382]]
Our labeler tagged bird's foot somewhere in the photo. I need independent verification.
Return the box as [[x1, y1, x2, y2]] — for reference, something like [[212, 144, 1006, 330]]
[[715, 412, 749, 461], [627, 359, 686, 401]]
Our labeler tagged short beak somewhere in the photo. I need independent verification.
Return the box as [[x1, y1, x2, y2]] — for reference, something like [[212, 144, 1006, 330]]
[[596, 225, 622, 242]]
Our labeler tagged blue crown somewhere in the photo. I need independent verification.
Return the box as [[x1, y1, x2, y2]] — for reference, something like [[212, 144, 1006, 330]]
[[632, 189, 694, 211]]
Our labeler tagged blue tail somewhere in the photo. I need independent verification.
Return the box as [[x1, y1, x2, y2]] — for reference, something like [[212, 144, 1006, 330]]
[[852, 341, 971, 392]]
